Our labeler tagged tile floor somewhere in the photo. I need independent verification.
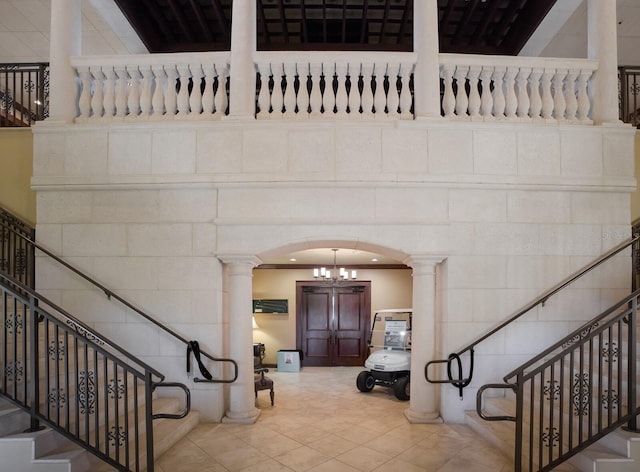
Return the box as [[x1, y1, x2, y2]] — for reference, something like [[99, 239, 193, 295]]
[[156, 366, 513, 472]]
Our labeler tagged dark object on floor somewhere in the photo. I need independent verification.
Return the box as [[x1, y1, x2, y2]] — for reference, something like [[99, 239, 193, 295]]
[[254, 368, 274, 405]]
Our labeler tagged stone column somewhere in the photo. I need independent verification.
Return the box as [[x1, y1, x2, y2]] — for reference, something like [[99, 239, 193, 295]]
[[220, 255, 261, 424], [413, 0, 441, 119], [48, 0, 81, 122], [227, 0, 256, 119], [404, 256, 444, 423], [588, 0, 620, 124]]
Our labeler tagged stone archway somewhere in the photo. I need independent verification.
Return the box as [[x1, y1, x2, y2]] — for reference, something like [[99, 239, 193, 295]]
[[219, 240, 444, 424]]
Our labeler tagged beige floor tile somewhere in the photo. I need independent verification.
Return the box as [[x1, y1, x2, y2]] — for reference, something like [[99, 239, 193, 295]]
[[335, 445, 393, 472], [156, 367, 515, 472], [215, 444, 269, 471], [274, 445, 332, 472], [307, 458, 361, 472]]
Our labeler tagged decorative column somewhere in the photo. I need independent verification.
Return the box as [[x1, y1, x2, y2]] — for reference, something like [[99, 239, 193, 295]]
[[227, 0, 256, 119], [220, 255, 261, 424], [404, 256, 444, 423], [413, 0, 441, 119], [48, 0, 81, 122], [588, 0, 620, 124]]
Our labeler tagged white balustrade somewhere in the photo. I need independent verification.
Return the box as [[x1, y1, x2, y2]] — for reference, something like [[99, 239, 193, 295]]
[[439, 54, 597, 124], [72, 52, 230, 122], [70, 51, 598, 125], [254, 52, 417, 120]]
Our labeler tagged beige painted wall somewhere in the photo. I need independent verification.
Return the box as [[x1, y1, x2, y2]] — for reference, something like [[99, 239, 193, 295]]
[[0, 129, 35, 224], [252, 267, 413, 365], [632, 131, 640, 223]]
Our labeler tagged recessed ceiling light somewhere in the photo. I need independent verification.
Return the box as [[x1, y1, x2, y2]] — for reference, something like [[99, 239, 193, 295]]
[[289, 258, 297, 262], [371, 258, 378, 262]]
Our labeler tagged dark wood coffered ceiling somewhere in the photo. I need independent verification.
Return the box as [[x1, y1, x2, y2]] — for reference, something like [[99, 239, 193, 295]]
[[113, 0, 557, 55]]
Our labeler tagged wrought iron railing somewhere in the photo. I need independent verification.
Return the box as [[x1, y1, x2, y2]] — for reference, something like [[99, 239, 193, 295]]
[[0, 215, 238, 385], [0, 272, 190, 471], [425, 235, 639, 397], [477, 290, 639, 472], [0, 207, 35, 288], [0, 63, 49, 127], [619, 66, 640, 128]]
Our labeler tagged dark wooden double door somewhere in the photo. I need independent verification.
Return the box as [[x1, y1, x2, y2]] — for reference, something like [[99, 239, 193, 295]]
[[296, 281, 371, 366]]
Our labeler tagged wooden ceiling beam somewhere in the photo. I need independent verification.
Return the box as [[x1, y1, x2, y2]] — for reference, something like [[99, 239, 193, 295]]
[[208, 0, 229, 39], [277, 0, 289, 43], [257, 0, 270, 44], [188, 0, 213, 42], [452, 0, 478, 46], [397, 0, 412, 45], [300, 1, 308, 43], [473, 0, 501, 45], [166, 0, 196, 43], [438, 0, 456, 34], [361, 0, 369, 43], [502, 0, 558, 54], [489, 0, 526, 47]]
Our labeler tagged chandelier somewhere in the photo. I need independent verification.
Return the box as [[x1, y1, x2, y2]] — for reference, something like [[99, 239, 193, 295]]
[[313, 248, 357, 281]]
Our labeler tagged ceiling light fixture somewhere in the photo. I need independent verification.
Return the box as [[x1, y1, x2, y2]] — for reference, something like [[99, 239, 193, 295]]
[[313, 248, 357, 282]]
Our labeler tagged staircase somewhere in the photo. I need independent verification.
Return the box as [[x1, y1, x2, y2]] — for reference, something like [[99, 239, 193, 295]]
[[470, 297, 640, 472], [0, 209, 236, 471], [0, 274, 200, 471]]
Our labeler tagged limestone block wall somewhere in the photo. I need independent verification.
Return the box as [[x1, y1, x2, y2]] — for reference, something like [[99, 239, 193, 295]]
[[31, 119, 636, 422]]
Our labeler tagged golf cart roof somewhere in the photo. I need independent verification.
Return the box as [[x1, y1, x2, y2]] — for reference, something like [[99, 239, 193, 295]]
[[374, 309, 412, 314]]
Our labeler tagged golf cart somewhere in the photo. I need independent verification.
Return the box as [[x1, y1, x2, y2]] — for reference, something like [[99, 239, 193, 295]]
[[356, 309, 412, 401]]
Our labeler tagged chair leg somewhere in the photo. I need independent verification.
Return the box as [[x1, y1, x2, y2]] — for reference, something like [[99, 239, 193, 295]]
[[270, 388, 274, 406]]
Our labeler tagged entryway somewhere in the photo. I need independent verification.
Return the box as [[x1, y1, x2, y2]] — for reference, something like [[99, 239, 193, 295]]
[[296, 281, 371, 366]]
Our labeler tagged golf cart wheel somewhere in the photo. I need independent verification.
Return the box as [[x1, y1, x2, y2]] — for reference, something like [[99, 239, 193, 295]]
[[356, 371, 375, 392], [394, 376, 410, 401]]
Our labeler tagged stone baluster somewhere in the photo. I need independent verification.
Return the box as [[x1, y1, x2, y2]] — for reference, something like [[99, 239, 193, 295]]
[[348, 63, 361, 115], [440, 64, 455, 118], [214, 64, 229, 117], [399, 63, 412, 119], [309, 63, 323, 117], [189, 64, 204, 116], [373, 62, 387, 117], [361, 63, 375, 117], [103, 67, 116, 118], [454, 65, 469, 118], [201, 64, 215, 116], [386, 63, 401, 118], [323, 63, 337, 115], [90, 66, 104, 120], [283, 62, 297, 117], [256, 62, 271, 119], [335, 62, 349, 117], [504, 66, 518, 119], [176, 64, 191, 116], [576, 69, 592, 122], [528, 68, 543, 120], [515, 67, 531, 120], [151, 65, 166, 118], [297, 63, 310, 116], [270, 62, 284, 117], [77, 66, 92, 120], [479, 67, 494, 119], [114, 66, 129, 118], [467, 66, 481, 119], [127, 67, 141, 119], [139, 65, 153, 118], [164, 66, 178, 116], [564, 69, 579, 121], [491, 66, 506, 119], [552, 69, 567, 121], [540, 70, 554, 120]]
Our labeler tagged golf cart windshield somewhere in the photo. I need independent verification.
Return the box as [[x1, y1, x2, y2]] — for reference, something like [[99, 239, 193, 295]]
[[368, 309, 412, 352]]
